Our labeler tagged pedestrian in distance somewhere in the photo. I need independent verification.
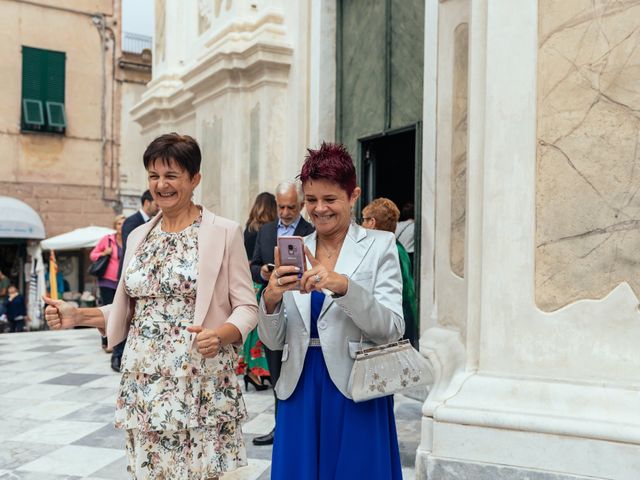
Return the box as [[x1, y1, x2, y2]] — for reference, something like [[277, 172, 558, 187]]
[[90, 214, 125, 352], [249, 180, 315, 446], [238, 192, 278, 392], [110, 189, 159, 372], [362, 197, 419, 348], [396, 201, 415, 266], [243, 191, 277, 261], [117, 189, 159, 277], [43, 132, 258, 480], [6, 285, 27, 333], [0, 269, 10, 319], [259, 142, 405, 479]]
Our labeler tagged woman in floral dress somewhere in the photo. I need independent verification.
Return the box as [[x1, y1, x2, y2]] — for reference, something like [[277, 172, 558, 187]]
[[44, 133, 258, 479]]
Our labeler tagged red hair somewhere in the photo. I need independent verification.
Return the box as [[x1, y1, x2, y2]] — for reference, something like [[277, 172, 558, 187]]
[[298, 142, 356, 196]]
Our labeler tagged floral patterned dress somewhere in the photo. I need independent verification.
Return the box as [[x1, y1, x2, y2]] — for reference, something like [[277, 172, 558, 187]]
[[236, 282, 270, 379], [116, 216, 248, 479]]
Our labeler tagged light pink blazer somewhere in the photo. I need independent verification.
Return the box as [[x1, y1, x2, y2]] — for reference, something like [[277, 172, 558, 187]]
[[99, 207, 258, 349]]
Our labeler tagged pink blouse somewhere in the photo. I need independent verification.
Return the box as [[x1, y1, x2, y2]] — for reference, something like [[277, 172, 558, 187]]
[[90, 234, 120, 282]]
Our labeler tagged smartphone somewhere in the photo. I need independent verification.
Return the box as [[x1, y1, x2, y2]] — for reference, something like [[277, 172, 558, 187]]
[[277, 236, 306, 280]]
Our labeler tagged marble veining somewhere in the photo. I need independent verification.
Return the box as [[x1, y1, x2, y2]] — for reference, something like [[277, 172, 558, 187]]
[[155, 0, 165, 62], [536, 0, 640, 310], [426, 457, 597, 480], [201, 118, 223, 212], [450, 23, 468, 278]]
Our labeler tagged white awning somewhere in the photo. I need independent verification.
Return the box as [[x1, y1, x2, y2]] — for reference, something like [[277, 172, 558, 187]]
[[41, 226, 115, 251], [0, 196, 46, 239]]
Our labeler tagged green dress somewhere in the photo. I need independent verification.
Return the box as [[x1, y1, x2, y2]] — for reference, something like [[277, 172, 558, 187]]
[[236, 282, 270, 378], [397, 241, 419, 348]]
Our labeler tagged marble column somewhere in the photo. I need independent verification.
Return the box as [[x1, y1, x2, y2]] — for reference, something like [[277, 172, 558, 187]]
[[417, 1, 640, 479]]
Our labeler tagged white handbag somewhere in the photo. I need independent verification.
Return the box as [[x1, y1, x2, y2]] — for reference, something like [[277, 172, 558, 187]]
[[347, 339, 433, 403]]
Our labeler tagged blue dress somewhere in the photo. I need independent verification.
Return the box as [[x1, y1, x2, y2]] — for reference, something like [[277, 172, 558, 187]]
[[271, 291, 403, 479]]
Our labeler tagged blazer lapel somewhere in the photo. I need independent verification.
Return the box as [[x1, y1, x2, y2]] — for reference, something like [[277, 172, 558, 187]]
[[291, 232, 317, 332], [193, 208, 225, 327], [319, 223, 372, 318]]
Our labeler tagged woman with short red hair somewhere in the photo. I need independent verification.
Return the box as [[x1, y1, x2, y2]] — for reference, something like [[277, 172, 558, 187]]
[[258, 142, 404, 479]]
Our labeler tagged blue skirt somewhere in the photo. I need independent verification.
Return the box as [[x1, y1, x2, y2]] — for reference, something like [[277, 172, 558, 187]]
[[271, 347, 403, 480]]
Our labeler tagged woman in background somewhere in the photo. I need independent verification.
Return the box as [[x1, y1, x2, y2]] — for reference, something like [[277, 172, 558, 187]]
[[239, 191, 277, 390], [90, 214, 125, 350], [243, 192, 277, 261], [362, 197, 419, 347]]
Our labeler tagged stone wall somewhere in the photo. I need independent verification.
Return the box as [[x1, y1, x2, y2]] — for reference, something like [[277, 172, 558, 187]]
[[0, 0, 119, 238], [536, 0, 640, 311], [0, 181, 117, 237]]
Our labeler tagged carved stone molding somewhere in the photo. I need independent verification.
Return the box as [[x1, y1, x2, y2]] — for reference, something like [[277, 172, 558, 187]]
[[131, 9, 293, 130]]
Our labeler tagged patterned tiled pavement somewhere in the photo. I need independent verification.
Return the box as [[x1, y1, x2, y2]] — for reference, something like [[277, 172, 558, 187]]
[[0, 329, 421, 479]]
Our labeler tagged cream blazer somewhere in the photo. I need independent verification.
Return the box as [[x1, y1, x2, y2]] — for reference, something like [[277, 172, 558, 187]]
[[258, 224, 404, 399], [100, 207, 258, 348]]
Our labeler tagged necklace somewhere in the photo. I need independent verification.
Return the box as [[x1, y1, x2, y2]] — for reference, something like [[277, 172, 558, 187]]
[[318, 242, 340, 259]]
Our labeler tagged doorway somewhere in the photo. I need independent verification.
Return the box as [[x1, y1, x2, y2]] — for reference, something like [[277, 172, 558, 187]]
[[359, 125, 422, 336], [360, 128, 416, 215], [359, 125, 421, 294]]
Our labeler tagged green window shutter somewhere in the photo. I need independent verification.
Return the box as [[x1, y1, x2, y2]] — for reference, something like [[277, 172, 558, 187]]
[[21, 46, 66, 132], [22, 47, 44, 130], [22, 47, 43, 99], [44, 50, 65, 104], [46, 101, 66, 128], [22, 99, 45, 125]]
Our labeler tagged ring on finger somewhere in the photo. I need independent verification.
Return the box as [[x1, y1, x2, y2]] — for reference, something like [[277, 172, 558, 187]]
[[314, 274, 322, 283], [274, 270, 281, 278], [277, 277, 282, 286]]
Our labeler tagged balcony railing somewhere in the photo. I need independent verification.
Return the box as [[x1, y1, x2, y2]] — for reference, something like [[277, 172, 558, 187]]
[[122, 32, 152, 54]]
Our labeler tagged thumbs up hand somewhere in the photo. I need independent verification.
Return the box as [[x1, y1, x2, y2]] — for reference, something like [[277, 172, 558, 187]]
[[42, 296, 78, 330]]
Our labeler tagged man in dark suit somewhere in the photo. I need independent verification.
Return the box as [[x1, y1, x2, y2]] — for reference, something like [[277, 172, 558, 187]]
[[110, 189, 158, 372], [250, 181, 314, 445]]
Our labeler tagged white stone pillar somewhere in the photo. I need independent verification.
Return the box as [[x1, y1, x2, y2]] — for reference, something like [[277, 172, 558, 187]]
[[417, 1, 640, 478], [309, 0, 337, 147]]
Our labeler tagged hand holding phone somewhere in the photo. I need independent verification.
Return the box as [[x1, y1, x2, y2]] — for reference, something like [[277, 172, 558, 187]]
[[263, 240, 305, 311], [276, 236, 306, 288], [277, 236, 306, 273]]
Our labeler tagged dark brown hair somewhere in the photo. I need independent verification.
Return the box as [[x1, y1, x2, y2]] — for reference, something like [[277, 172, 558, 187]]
[[246, 192, 277, 232], [143, 133, 201, 178], [363, 198, 400, 233]]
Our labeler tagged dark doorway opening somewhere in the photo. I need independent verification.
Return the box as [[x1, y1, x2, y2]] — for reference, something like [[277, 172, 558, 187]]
[[360, 128, 416, 215], [359, 126, 422, 342]]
